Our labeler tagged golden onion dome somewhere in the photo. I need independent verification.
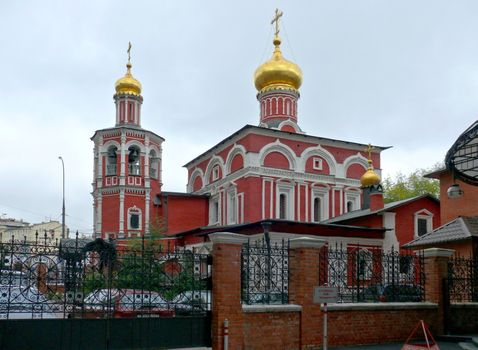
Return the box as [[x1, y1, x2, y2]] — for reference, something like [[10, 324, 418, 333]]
[[115, 62, 142, 96], [254, 36, 303, 92], [360, 160, 381, 187]]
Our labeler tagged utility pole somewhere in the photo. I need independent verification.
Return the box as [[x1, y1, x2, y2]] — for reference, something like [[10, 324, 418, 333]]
[[58, 156, 66, 239]]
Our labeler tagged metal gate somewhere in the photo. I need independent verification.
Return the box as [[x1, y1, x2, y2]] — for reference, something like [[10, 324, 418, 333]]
[[443, 255, 478, 333], [0, 234, 212, 349]]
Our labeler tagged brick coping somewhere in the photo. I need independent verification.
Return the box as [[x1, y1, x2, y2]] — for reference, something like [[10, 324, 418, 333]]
[[323, 302, 438, 311], [242, 304, 302, 313], [450, 302, 478, 308]]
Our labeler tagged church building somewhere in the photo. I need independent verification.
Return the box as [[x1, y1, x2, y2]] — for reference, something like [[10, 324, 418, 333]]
[[91, 11, 439, 250]]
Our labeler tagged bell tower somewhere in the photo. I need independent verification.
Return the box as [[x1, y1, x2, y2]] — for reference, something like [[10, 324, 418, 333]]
[[91, 43, 164, 239]]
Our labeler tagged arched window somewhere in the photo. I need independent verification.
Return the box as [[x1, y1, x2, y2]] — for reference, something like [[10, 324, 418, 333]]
[[128, 146, 141, 176], [279, 194, 287, 219], [347, 201, 354, 213], [149, 150, 158, 179], [313, 197, 321, 222], [106, 146, 117, 176], [128, 206, 142, 230]]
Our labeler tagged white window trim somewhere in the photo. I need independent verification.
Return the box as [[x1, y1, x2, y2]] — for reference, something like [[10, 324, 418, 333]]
[[414, 210, 433, 238], [212, 166, 220, 181], [345, 190, 361, 213], [127, 206, 142, 231], [209, 195, 220, 225], [311, 187, 329, 222], [227, 188, 237, 225], [312, 157, 323, 171], [276, 183, 295, 220]]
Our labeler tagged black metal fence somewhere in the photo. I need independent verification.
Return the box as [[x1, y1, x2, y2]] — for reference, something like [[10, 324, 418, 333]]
[[241, 239, 289, 305], [0, 233, 212, 319], [447, 256, 478, 302], [319, 245, 425, 303]]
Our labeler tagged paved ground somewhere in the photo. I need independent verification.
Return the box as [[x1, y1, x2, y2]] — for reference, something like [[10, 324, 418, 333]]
[[332, 341, 462, 349]]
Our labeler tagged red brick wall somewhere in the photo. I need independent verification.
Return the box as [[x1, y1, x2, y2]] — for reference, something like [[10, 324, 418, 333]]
[[210, 235, 460, 349], [242, 312, 300, 349], [439, 172, 478, 223], [327, 307, 439, 347], [159, 195, 208, 235]]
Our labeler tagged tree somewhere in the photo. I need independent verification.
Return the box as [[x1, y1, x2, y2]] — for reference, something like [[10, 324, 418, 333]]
[[382, 164, 442, 203]]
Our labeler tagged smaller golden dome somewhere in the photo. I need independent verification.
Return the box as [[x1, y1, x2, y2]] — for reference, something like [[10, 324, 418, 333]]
[[115, 62, 142, 96], [360, 160, 381, 187], [254, 37, 303, 92]]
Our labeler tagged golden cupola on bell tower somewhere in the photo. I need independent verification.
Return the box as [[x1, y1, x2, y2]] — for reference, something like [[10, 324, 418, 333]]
[[114, 42, 143, 127], [360, 144, 381, 188], [254, 9, 303, 132]]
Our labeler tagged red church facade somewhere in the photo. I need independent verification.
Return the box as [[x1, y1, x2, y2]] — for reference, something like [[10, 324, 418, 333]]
[[184, 125, 385, 227], [92, 20, 440, 252]]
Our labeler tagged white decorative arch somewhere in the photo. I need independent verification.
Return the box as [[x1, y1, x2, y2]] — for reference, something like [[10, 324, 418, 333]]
[[299, 146, 337, 175], [148, 144, 161, 157], [187, 167, 205, 192], [259, 140, 297, 170], [343, 153, 369, 173], [101, 140, 121, 154], [125, 140, 146, 153], [311, 182, 331, 190], [204, 155, 226, 185], [277, 119, 302, 133], [225, 144, 247, 175]]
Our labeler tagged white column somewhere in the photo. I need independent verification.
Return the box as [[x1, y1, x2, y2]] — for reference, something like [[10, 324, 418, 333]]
[[96, 195, 102, 237], [119, 189, 125, 237], [144, 136, 150, 185], [120, 132, 126, 185], [145, 190, 150, 236]]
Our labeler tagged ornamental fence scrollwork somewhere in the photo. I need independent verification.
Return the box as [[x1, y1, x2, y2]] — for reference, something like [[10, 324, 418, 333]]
[[447, 256, 478, 302], [241, 239, 289, 305], [319, 244, 425, 303], [0, 232, 212, 319]]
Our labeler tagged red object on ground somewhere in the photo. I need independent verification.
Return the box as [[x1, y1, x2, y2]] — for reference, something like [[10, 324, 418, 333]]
[[401, 320, 440, 350]]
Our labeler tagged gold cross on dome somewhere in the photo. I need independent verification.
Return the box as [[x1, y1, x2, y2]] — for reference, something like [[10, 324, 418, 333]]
[[127, 42, 132, 63], [271, 9, 283, 36], [365, 143, 374, 161]]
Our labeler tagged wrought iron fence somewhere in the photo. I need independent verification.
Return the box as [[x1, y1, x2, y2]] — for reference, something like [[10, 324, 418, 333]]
[[319, 244, 425, 303], [448, 256, 478, 302], [241, 239, 289, 305], [0, 232, 211, 319]]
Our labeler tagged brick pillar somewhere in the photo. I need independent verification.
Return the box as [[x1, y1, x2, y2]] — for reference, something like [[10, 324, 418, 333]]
[[423, 247, 454, 335], [289, 237, 327, 349], [210, 232, 248, 350]]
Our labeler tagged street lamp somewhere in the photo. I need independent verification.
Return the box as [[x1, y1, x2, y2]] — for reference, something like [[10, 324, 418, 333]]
[[58, 156, 66, 239]]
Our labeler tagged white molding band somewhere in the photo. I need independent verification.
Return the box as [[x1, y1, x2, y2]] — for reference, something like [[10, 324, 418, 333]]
[[289, 237, 326, 249], [325, 302, 438, 311], [421, 248, 455, 258], [242, 304, 302, 313], [209, 232, 249, 245]]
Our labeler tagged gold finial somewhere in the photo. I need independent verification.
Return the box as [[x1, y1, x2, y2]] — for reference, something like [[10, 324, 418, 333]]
[[115, 42, 142, 96], [271, 9, 283, 37], [360, 143, 381, 187], [127, 42, 132, 69], [365, 143, 374, 165]]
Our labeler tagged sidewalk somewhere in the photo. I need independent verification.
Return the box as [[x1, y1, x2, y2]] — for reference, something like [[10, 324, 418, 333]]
[[332, 341, 462, 349]]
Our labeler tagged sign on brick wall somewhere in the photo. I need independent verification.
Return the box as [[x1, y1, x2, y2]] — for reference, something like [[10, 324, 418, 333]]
[[313, 286, 338, 304]]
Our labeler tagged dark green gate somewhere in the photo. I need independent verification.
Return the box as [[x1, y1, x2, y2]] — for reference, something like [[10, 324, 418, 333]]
[[0, 316, 211, 350]]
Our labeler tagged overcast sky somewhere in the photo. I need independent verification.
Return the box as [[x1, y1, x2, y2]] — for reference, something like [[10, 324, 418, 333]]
[[1, 1, 477, 235]]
